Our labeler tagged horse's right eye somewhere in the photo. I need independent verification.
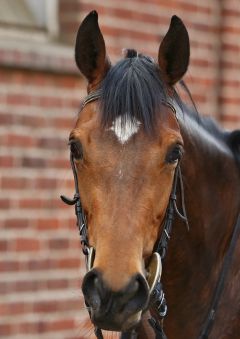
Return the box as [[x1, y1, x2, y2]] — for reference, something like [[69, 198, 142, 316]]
[[69, 140, 83, 160]]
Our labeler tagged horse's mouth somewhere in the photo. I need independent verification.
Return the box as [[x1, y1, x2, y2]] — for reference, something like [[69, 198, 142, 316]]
[[90, 309, 142, 332]]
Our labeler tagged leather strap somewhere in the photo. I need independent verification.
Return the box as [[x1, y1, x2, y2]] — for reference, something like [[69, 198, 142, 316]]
[[81, 89, 102, 109], [156, 166, 189, 259], [148, 318, 167, 339]]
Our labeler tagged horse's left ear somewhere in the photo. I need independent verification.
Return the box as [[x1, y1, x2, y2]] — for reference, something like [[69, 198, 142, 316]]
[[158, 15, 190, 86], [75, 11, 110, 88]]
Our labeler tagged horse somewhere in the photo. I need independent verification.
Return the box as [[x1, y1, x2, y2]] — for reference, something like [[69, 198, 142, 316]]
[[62, 10, 240, 339]]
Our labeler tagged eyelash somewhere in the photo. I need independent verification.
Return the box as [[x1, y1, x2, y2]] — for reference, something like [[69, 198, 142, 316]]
[[69, 140, 83, 160]]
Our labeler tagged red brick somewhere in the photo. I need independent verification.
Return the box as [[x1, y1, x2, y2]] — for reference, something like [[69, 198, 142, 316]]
[[12, 280, 44, 293], [51, 117, 75, 129], [0, 155, 14, 167], [0, 324, 12, 336], [6, 94, 32, 105], [34, 177, 58, 189], [0, 260, 21, 272], [3, 218, 29, 229], [222, 115, 240, 123], [36, 218, 60, 230], [18, 198, 44, 209], [27, 259, 52, 271], [0, 199, 10, 209], [45, 318, 75, 332], [58, 258, 81, 269], [223, 8, 240, 18], [2, 134, 36, 147], [25, 257, 81, 271], [46, 278, 70, 290], [0, 112, 14, 124], [16, 114, 46, 127], [33, 299, 81, 313], [1, 177, 31, 189], [0, 302, 31, 316], [23, 197, 64, 210], [18, 322, 37, 334], [21, 156, 47, 168], [48, 238, 70, 250], [49, 158, 70, 169], [37, 136, 67, 149], [0, 240, 8, 251], [15, 238, 41, 252]]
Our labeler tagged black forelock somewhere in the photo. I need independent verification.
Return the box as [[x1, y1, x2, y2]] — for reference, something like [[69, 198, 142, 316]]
[[100, 50, 168, 133], [97, 50, 239, 165]]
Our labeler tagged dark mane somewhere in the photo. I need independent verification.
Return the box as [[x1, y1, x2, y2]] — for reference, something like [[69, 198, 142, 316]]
[[100, 50, 167, 132], [180, 87, 240, 165]]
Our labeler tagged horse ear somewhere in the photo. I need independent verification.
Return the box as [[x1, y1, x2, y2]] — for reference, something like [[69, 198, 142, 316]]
[[75, 11, 110, 87], [158, 15, 190, 86]]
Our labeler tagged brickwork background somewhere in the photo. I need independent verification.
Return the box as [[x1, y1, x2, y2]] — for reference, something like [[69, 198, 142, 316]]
[[0, 1, 240, 338]]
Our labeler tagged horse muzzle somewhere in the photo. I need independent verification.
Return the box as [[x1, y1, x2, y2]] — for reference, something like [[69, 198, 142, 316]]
[[82, 268, 149, 331], [82, 251, 162, 331]]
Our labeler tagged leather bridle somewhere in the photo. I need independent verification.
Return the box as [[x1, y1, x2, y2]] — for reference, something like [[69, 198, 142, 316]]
[[60, 90, 189, 339], [60, 90, 240, 339]]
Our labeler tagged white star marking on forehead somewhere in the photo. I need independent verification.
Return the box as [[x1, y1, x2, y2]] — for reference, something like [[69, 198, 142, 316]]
[[110, 116, 141, 144]]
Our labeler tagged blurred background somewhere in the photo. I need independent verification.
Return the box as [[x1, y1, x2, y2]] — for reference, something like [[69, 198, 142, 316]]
[[0, 0, 239, 338]]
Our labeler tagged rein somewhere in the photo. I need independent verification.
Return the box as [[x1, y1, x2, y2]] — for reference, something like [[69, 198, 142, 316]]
[[60, 90, 240, 338]]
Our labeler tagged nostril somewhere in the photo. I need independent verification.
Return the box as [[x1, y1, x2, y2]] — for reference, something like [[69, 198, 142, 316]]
[[82, 269, 103, 311], [121, 274, 149, 314], [121, 280, 139, 304], [135, 274, 149, 308], [94, 274, 108, 301]]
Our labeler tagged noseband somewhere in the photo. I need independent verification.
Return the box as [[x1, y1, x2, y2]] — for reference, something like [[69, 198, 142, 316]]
[[61, 90, 189, 339]]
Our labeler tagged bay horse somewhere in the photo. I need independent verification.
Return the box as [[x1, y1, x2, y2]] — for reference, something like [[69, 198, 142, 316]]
[[62, 11, 240, 339]]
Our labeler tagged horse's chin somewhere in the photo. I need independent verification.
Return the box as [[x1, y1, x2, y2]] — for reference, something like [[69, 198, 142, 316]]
[[121, 310, 142, 331], [91, 310, 142, 332]]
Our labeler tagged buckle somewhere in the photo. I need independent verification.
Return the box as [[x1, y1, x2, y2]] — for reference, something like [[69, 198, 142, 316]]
[[146, 252, 162, 295], [86, 247, 95, 271]]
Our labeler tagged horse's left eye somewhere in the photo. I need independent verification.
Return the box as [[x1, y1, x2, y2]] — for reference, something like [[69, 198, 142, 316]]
[[166, 145, 183, 164], [69, 140, 83, 160]]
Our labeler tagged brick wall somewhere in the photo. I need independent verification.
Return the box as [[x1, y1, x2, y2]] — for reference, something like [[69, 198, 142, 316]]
[[0, 70, 92, 338], [0, 1, 240, 339], [220, 0, 240, 128]]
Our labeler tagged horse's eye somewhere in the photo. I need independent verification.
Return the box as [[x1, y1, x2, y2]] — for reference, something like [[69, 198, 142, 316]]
[[166, 145, 183, 164], [69, 140, 83, 160]]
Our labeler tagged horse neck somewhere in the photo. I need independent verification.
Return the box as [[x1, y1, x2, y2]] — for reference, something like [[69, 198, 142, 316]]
[[180, 114, 240, 256], [162, 112, 240, 337]]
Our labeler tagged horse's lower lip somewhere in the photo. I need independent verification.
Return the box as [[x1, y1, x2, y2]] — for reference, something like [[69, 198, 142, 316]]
[[91, 310, 142, 332], [121, 311, 142, 331]]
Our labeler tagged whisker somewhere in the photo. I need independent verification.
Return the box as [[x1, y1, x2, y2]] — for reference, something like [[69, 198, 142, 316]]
[[79, 324, 94, 338]]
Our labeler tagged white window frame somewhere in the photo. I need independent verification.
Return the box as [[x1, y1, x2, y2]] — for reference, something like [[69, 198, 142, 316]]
[[0, 0, 59, 43], [0, 0, 75, 75]]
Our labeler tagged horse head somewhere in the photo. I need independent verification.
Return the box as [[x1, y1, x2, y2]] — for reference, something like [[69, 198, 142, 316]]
[[70, 11, 189, 332]]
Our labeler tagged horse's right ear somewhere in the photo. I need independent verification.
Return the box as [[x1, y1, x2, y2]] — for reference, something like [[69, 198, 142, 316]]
[[75, 11, 110, 88]]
